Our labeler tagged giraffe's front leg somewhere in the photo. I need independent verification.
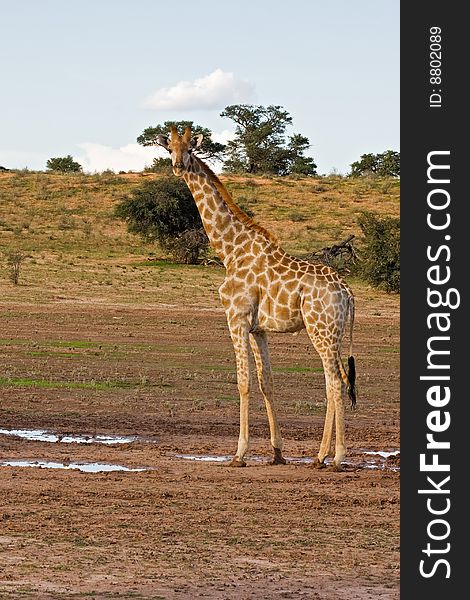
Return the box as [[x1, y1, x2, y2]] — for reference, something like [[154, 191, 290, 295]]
[[249, 331, 286, 465], [227, 319, 251, 467]]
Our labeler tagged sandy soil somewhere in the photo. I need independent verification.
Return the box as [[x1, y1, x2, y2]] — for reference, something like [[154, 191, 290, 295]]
[[0, 297, 399, 599]]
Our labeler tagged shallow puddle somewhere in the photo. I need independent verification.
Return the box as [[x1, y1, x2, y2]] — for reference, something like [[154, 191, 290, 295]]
[[0, 459, 148, 473], [0, 428, 154, 445], [175, 454, 233, 463], [175, 450, 400, 471]]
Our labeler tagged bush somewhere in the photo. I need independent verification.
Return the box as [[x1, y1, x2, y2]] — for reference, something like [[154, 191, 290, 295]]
[[144, 157, 172, 174], [115, 177, 208, 264], [356, 212, 400, 292]]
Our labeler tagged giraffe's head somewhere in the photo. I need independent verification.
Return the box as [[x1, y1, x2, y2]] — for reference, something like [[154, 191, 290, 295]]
[[156, 126, 203, 177]]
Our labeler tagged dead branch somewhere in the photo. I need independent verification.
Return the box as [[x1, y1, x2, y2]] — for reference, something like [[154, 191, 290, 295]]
[[302, 234, 357, 271]]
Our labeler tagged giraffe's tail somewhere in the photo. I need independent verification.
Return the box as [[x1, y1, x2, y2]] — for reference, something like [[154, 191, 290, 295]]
[[337, 293, 356, 409], [347, 356, 356, 409], [346, 294, 357, 409]]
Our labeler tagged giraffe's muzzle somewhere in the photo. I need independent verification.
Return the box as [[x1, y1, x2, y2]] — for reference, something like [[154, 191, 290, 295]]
[[173, 162, 185, 176]]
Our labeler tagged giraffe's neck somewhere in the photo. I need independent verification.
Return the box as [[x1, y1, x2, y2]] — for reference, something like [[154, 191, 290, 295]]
[[183, 156, 266, 265]]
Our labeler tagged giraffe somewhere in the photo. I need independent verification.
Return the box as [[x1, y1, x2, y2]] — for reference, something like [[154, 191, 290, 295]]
[[157, 126, 356, 470]]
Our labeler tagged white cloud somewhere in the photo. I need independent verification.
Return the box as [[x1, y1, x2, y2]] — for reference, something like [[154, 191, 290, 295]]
[[206, 129, 235, 173], [210, 128, 236, 145], [77, 142, 166, 173], [1, 128, 236, 174], [76, 128, 235, 174], [143, 68, 254, 111], [0, 149, 49, 171]]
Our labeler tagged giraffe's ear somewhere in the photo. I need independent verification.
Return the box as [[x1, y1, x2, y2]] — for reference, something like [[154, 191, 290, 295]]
[[156, 135, 170, 151], [191, 134, 204, 149]]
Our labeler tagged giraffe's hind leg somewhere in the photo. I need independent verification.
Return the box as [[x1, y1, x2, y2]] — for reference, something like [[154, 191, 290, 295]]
[[311, 352, 345, 470], [318, 354, 346, 471], [303, 315, 347, 470], [313, 384, 335, 468], [330, 357, 346, 470], [250, 330, 286, 465], [302, 290, 349, 471]]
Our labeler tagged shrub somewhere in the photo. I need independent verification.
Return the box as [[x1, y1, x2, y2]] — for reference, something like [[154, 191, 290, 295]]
[[46, 155, 83, 173], [356, 212, 400, 292], [144, 157, 172, 174], [5, 251, 27, 285], [115, 177, 208, 264]]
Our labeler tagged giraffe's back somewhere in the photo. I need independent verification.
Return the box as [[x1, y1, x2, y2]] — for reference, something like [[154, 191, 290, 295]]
[[220, 238, 351, 335], [254, 250, 352, 334]]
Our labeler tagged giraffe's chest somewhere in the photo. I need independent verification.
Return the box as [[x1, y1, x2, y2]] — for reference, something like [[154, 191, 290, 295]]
[[222, 254, 308, 332]]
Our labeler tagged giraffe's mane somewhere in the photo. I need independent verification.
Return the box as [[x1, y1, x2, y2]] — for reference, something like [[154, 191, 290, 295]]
[[193, 155, 279, 245]]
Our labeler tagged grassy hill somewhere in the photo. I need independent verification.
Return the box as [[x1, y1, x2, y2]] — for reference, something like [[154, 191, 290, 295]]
[[0, 170, 399, 306]]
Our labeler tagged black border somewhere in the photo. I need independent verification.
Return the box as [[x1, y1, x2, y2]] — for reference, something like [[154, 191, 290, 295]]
[[401, 3, 466, 595]]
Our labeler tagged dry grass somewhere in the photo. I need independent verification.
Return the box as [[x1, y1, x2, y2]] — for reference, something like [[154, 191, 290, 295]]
[[0, 170, 399, 305], [0, 171, 400, 600], [222, 173, 399, 254]]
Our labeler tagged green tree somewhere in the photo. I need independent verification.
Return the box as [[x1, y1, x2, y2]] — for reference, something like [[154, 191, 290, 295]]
[[220, 104, 316, 176], [114, 177, 208, 264], [137, 121, 226, 161], [350, 151, 400, 177], [286, 134, 318, 175], [46, 155, 83, 173], [377, 150, 400, 177]]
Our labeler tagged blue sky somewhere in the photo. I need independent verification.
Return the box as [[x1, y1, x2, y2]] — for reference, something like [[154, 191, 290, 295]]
[[0, 0, 399, 174]]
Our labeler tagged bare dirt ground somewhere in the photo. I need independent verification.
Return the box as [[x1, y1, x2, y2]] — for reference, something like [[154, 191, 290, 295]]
[[0, 286, 399, 599]]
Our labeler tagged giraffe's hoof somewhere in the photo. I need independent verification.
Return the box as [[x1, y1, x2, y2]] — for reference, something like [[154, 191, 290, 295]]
[[312, 458, 326, 469], [228, 457, 246, 468], [327, 462, 343, 472], [269, 448, 287, 465]]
